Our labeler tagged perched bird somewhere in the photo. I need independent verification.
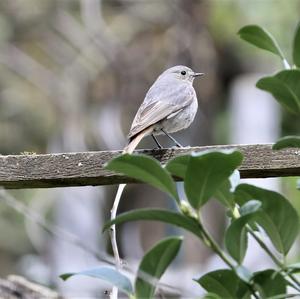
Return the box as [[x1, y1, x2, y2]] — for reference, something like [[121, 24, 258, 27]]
[[110, 65, 204, 278], [124, 65, 204, 153]]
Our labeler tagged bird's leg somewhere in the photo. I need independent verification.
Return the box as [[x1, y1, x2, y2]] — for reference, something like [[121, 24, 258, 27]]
[[161, 129, 183, 148], [152, 134, 163, 149]]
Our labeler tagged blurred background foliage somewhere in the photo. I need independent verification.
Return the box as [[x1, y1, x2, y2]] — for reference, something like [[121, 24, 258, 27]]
[[0, 0, 300, 296]]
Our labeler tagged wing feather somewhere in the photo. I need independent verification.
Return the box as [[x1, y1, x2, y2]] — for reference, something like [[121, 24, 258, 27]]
[[128, 81, 194, 139]]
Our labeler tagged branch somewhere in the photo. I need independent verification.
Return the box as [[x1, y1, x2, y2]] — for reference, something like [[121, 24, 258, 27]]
[[0, 275, 63, 299], [0, 144, 299, 189]]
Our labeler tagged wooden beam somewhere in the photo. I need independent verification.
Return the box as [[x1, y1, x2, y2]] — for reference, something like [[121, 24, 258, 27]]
[[0, 144, 299, 189]]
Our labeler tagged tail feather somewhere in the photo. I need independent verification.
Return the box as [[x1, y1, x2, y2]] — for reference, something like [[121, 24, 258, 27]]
[[123, 125, 154, 154]]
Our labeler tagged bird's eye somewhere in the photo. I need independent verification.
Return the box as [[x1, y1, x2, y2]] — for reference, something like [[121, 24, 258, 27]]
[[181, 71, 186, 75]]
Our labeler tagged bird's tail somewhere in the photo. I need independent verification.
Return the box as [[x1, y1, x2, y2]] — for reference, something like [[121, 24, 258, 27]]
[[123, 125, 154, 154], [110, 125, 154, 271]]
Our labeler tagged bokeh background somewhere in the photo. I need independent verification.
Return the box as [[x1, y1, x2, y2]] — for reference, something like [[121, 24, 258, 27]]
[[0, 0, 300, 297]]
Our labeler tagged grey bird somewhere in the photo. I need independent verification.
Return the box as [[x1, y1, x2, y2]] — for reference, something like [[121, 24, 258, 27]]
[[110, 66, 204, 275], [124, 65, 204, 153]]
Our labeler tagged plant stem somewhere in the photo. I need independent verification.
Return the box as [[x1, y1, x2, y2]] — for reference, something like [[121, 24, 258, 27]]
[[110, 183, 126, 299], [232, 205, 300, 292], [198, 219, 259, 299], [200, 223, 233, 269], [247, 226, 300, 292], [247, 225, 281, 267], [282, 58, 291, 70], [268, 294, 300, 299]]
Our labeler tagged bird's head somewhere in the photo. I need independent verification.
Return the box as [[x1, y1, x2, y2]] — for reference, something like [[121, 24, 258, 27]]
[[161, 65, 204, 83]]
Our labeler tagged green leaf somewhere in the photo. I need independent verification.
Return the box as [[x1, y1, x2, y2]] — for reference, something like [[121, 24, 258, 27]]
[[239, 200, 262, 216], [195, 269, 248, 299], [286, 262, 300, 273], [257, 73, 300, 114], [256, 76, 298, 113], [135, 237, 182, 298], [253, 269, 287, 298], [215, 171, 240, 209], [214, 179, 235, 209], [293, 22, 300, 67], [238, 25, 284, 59], [225, 214, 253, 264], [229, 170, 241, 192], [235, 266, 252, 284], [273, 135, 300, 150], [165, 155, 190, 178], [202, 293, 222, 299], [276, 70, 300, 110], [235, 184, 299, 255], [103, 209, 203, 239], [60, 266, 133, 295], [106, 154, 178, 201], [224, 201, 262, 264], [184, 150, 243, 209]]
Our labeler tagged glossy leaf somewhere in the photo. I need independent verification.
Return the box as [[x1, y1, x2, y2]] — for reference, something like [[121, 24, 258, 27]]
[[276, 69, 300, 107], [229, 170, 241, 192], [195, 269, 248, 299], [214, 179, 235, 209], [293, 22, 300, 67], [236, 287, 251, 299], [165, 155, 190, 178], [239, 200, 262, 216], [135, 237, 182, 298], [256, 76, 298, 113], [258, 69, 300, 114], [184, 150, 243, 209], [225, 214, 253, 263], [60, 266, 133, 295], [103, 209, 203, 239], [225, 201, 262, 264], [235, 266, 252, 284], [215, 171, 240, 209], [238, 25, 284, 59], [285, 262, 300, 273], [235, 184, 299, 255], [253, 269, 287, 298], [257, 74, 300, 114], [273, 135, 300, 150], [106, 154, 178, 201], [202, 293, 222, 299]]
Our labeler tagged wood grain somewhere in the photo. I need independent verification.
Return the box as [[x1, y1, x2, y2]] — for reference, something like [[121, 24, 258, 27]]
[[0, 144, 299, 189]]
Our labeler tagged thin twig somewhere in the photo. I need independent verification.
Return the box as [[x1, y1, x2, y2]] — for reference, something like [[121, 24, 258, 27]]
[[232, 205, 300, 292], [282, 58, 291, 70], [0, 189, 188, 297], [267, 293, 300, 299], [0, 189, 113, 265], [109, 183, 126, 299], [198, 219, 259, 299], [247, 226, 300, 292]]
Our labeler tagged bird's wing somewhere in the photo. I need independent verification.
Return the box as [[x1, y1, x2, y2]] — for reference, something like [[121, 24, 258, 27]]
[[128, 82, 195, 139]]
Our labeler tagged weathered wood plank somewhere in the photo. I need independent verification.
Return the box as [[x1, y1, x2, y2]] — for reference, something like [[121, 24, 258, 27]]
[[0, 144, 299, 189]]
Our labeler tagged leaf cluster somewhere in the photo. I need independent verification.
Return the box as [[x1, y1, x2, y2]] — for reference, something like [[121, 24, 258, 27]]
[[59, 21, 300, 299], [238, 23, 300, 149], [62, 150, 300, 298]]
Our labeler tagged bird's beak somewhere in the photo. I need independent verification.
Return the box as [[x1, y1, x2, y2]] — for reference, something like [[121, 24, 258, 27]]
[[193, 72, 205, 77]]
